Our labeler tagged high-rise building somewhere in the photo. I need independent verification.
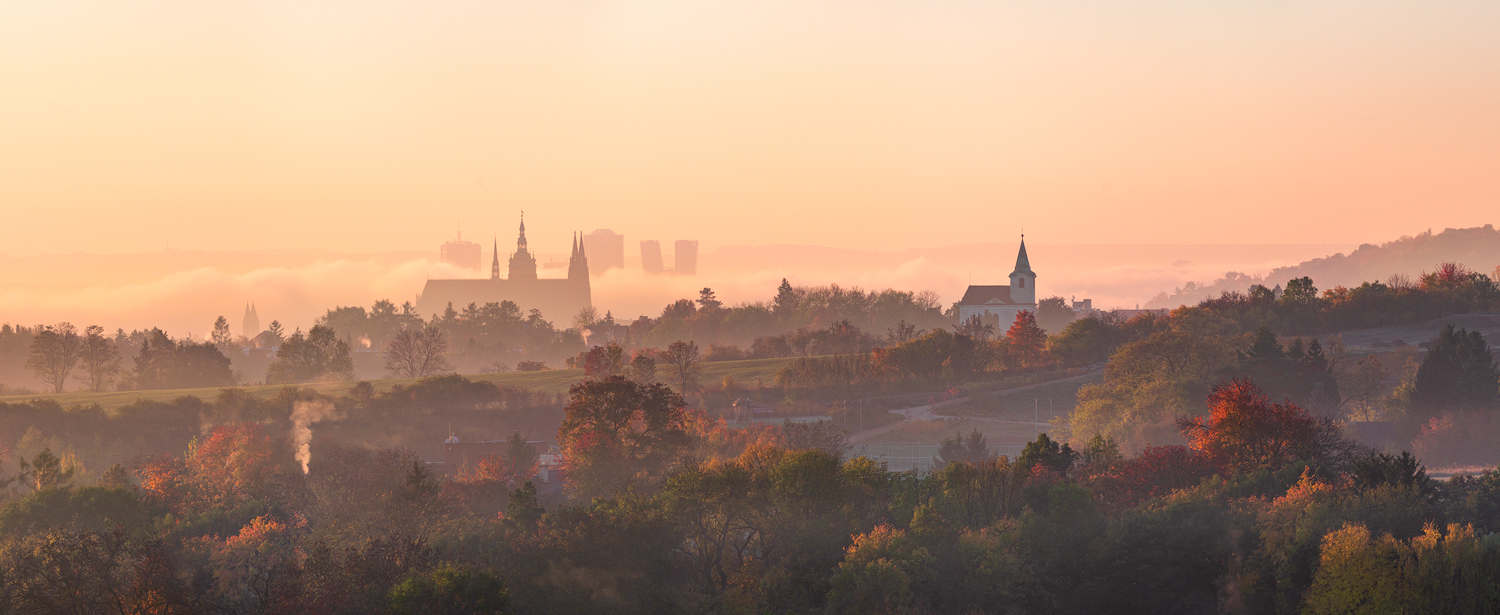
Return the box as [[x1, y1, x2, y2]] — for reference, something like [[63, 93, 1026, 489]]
[[440, 232, 482, 271], [674, 240, 699, 275], [582, 229, 625, 274], [641, 240, 664, 273]]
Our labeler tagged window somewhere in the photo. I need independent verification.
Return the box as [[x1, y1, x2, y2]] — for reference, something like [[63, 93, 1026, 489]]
[[1018, 278, 1025, 288]]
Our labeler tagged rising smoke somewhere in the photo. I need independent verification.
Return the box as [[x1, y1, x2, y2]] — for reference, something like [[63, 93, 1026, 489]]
[[291, 400, 343, 474]]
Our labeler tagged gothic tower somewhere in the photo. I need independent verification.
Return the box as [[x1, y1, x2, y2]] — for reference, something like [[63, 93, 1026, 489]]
[[568, 232, 589, 281], [1008, 235, 1037, 305], [507, 214, 538, 281], [490, 236, 500, 281], [242, 302, 260, 338]]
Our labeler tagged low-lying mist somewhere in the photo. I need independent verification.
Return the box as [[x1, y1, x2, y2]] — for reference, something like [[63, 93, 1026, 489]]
[[0, 242, 1350, 337]]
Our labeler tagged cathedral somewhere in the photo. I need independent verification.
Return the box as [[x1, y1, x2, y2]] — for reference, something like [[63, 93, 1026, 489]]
[[955, 237, 1037, 329], [416, 216, 592, 324]]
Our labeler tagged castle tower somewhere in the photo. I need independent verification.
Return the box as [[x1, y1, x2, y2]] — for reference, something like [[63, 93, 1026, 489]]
[[1008, 235, 1037, 305], [568, 232, 589, 281], [242, 302, 260, 338], [507, 214, 538, 281]]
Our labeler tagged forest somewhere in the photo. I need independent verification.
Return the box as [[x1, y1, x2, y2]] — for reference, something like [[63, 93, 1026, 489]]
[[0, 264, 1498, 613]]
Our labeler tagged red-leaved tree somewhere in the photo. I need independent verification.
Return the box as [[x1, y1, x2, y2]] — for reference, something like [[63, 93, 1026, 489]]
[[1176, 379, 1347, 472]]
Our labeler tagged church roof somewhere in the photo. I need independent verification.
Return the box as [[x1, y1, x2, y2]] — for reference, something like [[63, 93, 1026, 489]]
[[1010, 236, 1035, 278], [957, 285, 1032, 306]]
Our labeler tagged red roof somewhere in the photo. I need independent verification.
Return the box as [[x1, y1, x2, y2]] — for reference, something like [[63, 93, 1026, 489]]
[[957, 285, 1026, 306]]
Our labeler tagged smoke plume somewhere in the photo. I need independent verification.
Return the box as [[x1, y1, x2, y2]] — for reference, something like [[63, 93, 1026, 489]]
[[291, 400, 343, 474]]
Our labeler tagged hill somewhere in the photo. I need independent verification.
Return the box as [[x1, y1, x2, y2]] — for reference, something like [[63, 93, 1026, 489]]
[[1147, 225, 1500, 308]]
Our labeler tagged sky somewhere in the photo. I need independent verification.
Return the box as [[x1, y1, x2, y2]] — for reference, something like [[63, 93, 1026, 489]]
[[2, 0, 1498, 259], [1, 1, 1498, 334]]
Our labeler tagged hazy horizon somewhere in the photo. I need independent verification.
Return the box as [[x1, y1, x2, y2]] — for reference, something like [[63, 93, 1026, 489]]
[[1, 238, 1361, 336]]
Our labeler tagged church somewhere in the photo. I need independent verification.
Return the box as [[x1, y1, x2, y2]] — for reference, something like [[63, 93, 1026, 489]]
[[955, 237, 1037, 329], [416, 216, 592, 324]]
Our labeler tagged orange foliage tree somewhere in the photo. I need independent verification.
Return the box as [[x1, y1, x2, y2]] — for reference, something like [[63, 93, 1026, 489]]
[[1176, 379, 1345, 472], [1006, 310, 1048, 367]]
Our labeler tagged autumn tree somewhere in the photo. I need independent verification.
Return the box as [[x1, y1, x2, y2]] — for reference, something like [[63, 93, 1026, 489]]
[[661, 340, 702, 394], [76, 324, 121, 392], [25, 322, 83, 393], [1176, 379, 1350, 472], [1006, 310, 1048, 367], [267, 324, 355, 384], [384, 325, 453, 379], [558, 376, 690, 498]]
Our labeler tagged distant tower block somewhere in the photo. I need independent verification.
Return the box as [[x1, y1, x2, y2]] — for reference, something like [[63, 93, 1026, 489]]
[[641, 240, 665, 274], [583, 229, 625, 274], [674, 240, 699, 275], [242, 302, 260, 338], [440, 231, 482, 271]]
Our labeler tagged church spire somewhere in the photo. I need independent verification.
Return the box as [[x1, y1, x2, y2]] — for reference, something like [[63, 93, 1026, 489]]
[[1010, 234, 1035, 277]]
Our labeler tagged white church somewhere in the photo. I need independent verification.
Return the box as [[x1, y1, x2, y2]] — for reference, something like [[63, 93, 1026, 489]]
[[955, 237, 1037, 328]]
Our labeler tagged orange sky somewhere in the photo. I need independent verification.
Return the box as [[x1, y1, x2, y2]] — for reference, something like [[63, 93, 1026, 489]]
[[2, 0, 1498, 259]]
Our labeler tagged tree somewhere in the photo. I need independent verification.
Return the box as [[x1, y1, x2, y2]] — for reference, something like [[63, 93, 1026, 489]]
[[938, 429, 989, 464], [17, 448, 76, 491], [264, 320, 286, 346], [384, 325, 453, 379], [1413, 323, 1498, 414], [661, 340, 702, 394], [504, 432, 539, 482], [572, 306, 599, 330], [1017, 433, 1077, 474], [130, 329, 235, 390], [1176, 379, 1348, 472], [953, 314, 996, 343], [388, 564, 509, 614], [558, 376, 690, 498], [267, 324, 354, 384], [885, 320, 921, 345], [25, 322, 83, 393], [697, 287, 723, 311], [76, 325, 121, 393], [1036, 296, 1077, 334], [212, 316, 235, 349], [629, 353, 657, 382], [1006, 310, 1048, 367], [774, 278, 798, 321], [1280, 276, 1319, 305]]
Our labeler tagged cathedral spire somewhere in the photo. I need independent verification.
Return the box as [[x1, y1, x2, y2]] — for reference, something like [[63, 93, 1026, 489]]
[[491, 235, 501, 280]]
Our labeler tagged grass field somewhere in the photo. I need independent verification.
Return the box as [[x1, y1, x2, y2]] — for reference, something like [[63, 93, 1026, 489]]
[[0, 356, 801, 412]]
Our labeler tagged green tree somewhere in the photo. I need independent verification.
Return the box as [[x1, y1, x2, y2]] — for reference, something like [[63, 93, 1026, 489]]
[[25, 322, 83, 393], [953, 314, 996, 343], [697, 287, 723, 311], [267, 324, 354, 384], [1413, 323, 1498, 414], [1018, 433, 1077, 474], [938, 429, 989, 464], [388, 564, 509, 615], [211, 315, 234, 349], [130, 329, 234, 390], [774, 278, 798, 321], [1036, 296, 1077, 334], [75, 324, 121, 393]]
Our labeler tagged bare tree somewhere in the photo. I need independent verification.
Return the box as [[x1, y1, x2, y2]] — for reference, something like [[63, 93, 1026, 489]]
[[75, 325, 121, 393], [25, 323, 83, 394], [384, 325, 453, 378], [660, 340, 702, 394], [572, 306, 600, 330]]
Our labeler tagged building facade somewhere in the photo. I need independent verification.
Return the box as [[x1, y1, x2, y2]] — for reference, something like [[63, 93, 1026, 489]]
[[956, 237, 1037, 328], [416, 216, 592, 324]]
